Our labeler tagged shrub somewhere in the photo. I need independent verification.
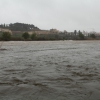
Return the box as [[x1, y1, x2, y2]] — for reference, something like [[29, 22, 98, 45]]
[[90, 34, 96, 38], [22, 32, 30, 40], [11, 37, 24, 41], [30, 33, 36, 40], [78, 31, 84, 40], [2, 32, 11, 41]]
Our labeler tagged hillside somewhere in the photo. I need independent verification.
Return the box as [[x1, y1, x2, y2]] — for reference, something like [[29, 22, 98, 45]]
[[0, 23, 40, 31]]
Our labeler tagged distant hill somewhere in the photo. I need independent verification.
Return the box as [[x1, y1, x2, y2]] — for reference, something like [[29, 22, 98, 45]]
[[0, 23, 40, 31]]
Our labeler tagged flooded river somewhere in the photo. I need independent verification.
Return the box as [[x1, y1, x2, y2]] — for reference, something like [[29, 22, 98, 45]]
[[0, 41, 100, 100]]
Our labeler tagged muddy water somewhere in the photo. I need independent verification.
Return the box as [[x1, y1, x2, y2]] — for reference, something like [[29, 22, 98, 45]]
[[0, 41, 100, 100]]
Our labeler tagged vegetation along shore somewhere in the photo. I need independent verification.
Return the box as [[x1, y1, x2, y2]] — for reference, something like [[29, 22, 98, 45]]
[[0, 23, 100, 41]]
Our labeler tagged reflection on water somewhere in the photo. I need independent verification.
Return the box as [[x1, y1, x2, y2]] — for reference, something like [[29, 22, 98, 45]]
[[0, 41, 100, 100]]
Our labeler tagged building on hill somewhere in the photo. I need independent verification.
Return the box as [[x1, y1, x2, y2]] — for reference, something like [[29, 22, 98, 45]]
[[28, 30, 50, 35], [15, 28, 59, 35], [0, 28, 12, 34], [50, 29, 60, 33], [0, 23, 61, 35], [28, 29, 60, 35]]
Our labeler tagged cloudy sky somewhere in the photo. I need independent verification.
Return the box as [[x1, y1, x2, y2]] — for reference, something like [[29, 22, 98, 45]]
[[0, 0, 100, 32]]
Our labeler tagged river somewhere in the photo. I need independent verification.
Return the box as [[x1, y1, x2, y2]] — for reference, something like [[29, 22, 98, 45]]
[[0, 41, 100, 100]]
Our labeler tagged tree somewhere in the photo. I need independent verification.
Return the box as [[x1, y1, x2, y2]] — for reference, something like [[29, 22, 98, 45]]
[[2, 32, 11, 41], [74, 30, 77, 35], [22, 32, 30, 39], [78, 30, 84, 40], [30, 33, 36, 40], [90, 34, 96, 38], [4, 23, 5, 27]]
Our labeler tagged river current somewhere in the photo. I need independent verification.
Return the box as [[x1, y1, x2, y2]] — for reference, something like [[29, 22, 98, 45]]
[[0, 41, 100, 100]]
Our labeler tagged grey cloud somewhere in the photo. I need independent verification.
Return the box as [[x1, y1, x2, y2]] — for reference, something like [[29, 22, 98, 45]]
[[0, 0, 100, 32]]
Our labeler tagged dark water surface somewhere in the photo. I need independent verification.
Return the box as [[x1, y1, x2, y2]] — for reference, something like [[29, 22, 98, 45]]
[[0, 41, 100, 100]]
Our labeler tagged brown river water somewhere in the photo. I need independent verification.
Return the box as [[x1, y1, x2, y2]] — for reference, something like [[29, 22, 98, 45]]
[[0, 41, 100, 100]]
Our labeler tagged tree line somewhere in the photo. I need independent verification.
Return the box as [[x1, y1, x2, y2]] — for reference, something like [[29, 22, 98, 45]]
[[0, 30, 97, 41], [0, 23, 40, 31]]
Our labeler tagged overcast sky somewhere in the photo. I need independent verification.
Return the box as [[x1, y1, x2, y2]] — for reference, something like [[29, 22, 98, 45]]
[[0, 0, 100, 32]]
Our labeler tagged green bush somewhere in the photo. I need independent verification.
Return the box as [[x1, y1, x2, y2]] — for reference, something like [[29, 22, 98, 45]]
[[11, 36, 24, 41], [30, 33, 36, 40], [90, 34, 96, 38], [79, 33, 84, 40], [2, 32, 11, 41], [22, 32, 30, 40], [78, 31, 84, 40]]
